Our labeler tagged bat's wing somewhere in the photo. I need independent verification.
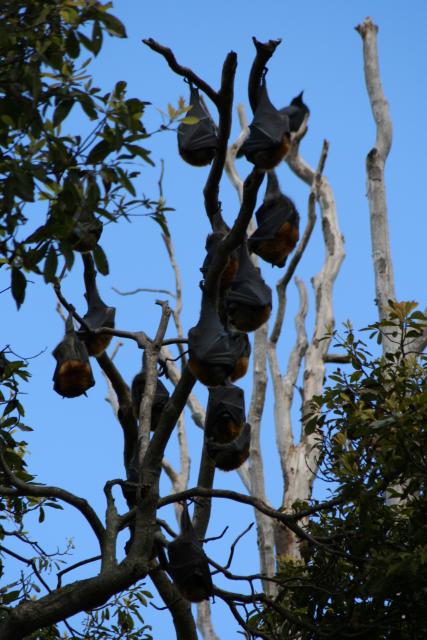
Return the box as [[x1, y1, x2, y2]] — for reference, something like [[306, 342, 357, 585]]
[[207, 422, 251, 470], [52, 314, 95, 397], [188, 296, 235, 368], [168, 539, 213, 599], [240, 80, 290, 154], [154, 376, 169, 407], [188, 327, 234, 368], [82, 255, 116, 330], [249, 196, 300, 244], [131, 371, 170, 418], [225, 245, 272, 308], [83, 305, 115, 330], [52, 333, 89, 366], [205, 384, 246, 430], [178, 86, 218, 153], [280, 92, 310, 134]]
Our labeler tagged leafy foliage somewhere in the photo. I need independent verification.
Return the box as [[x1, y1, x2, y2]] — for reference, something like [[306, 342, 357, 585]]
[[254, 306, 427, 639], [0, 0, 154, 307]]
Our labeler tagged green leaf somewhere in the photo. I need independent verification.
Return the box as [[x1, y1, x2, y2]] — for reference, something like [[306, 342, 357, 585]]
[[65, 29, 80, 58], [87, 140, 112, 164], [93, 244, 109, 275], [38, 506, 45, 523], [99, 13, 127, 38], [180, 116, 199, 125], [117, 167, 136, 196], [53, 99, 74, 127], [59, 241, 75, 271], [2, 590, 20, 605], [91, 21, 103, 56], [11, 269, 27, 309]]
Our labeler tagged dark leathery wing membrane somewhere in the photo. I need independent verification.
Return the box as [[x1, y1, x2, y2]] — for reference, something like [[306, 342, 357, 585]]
[[225, 243, 272, 332], [167, 503, 214, 602], [200, 232, 239, 292], [279, 91, 310, 138], [229, 331, 251, 382], [207, 422, 251, 471], [52, 312, 95, 398], [188, 294, 236, 386], [248, 171, 300, 267], [239, 76, 290, 170], [177, 85, 218, 166], [131, 369, 170, 430], [205, 382, 246, 443], [81, 255, 116, 356]]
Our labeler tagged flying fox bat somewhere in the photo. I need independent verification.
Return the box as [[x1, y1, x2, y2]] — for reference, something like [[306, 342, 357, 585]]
[[225, 243, 272, 332], [205, 382, 246, 443], [239, 75, 290, 170], [207, 422, 251, 471], [80, 255, 115, 356], [229, 331, 251, 382], [131, 369, 170, 430], [52, 312, 95, 398], [177, 84, 218, 167], [166, 503, 214, 602], [188, 294, 236, 386], [248, 171, 300, 267], [279, 91, 310, 139], [200, 232, 239, 292]]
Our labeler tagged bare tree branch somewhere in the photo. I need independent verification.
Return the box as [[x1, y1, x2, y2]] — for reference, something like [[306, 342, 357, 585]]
[[142, 38, 219, 106], [0, 446, 105, 549], [356, 17, 395, 345]]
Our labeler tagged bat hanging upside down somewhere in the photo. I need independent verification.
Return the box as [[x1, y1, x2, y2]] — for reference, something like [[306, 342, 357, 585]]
[[52, 312, 95, 398], [177, 83, 219, 167], [248, 171, 300, 268], [238, 72, 291, 171]]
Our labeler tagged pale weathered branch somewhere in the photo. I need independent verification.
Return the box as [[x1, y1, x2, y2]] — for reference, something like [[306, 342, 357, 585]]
[[197, 601, 221, 640], [138, 301, 172, 463], [270, 140, 328, 346], [224, 103, 249, 204], [270, 277, 308, 484], [356, 17, 395, 345], [265, 137, 344, 559], [248, 321, 277, 597]]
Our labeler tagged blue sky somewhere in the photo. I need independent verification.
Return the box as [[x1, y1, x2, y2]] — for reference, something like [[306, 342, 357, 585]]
[[2, 1, 427, 637]]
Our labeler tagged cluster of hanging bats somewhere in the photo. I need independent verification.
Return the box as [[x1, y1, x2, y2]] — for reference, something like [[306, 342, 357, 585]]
[[50, 69, 309, 603]]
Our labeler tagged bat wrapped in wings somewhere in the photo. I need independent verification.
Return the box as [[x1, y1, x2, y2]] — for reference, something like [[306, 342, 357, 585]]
[[280, 91, 310, 140], [205, 382, 246, 443], [200, 232, 239, 293], [188, 294, 236, 386], [248, 171, 300, 267], [52, 312, 95, 398], [131, 368, 170, 430], [224, 243, 272, 332], [177, 84, 218, 167], [228, 331, 251, 382], [164, 503, 214, 602], [207, 421, 251, 471], [80, 255, 116, 356], [239, 74, 290, 170]]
